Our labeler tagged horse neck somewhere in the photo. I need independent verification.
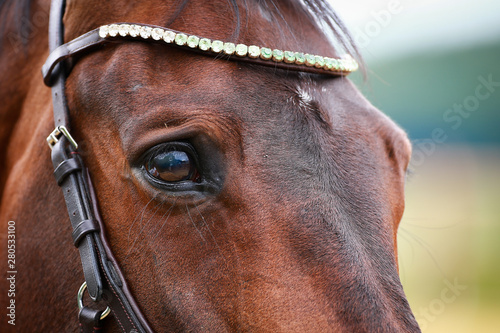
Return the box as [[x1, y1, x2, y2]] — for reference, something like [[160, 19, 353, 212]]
[[0, 0, 50, 197]]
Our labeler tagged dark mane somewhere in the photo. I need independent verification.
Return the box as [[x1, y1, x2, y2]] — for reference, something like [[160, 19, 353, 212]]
[[266, 0, 361, 67], [1, 0, 361, 65]]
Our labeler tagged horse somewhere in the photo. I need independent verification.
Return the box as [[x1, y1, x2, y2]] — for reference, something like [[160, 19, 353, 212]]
[[0, 0, 420, 331]]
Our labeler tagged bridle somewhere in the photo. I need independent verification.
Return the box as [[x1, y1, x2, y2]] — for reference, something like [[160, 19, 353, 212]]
[[42, 0, 357, 332]]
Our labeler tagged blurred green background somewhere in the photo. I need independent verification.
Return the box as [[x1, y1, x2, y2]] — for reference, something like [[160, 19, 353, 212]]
[[333, 0, 500, 331]]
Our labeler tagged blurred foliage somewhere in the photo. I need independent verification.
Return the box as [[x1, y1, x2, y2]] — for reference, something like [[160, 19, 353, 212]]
[[396, 146, 500, 332], [350, 41, 500, 143]]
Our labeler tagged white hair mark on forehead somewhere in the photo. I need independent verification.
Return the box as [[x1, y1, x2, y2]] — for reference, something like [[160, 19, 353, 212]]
[[297, 86, 313, 105], [287, 84, 317, 114]]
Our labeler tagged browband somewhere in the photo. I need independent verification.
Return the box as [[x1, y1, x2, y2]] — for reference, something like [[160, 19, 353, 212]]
[[42, 22, 358, 86]]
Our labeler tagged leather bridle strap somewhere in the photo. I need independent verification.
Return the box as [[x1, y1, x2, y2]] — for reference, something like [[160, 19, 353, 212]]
[[41, 15, 357, 86], [45, 0, 153, 332], [42, 25, 351, 86]]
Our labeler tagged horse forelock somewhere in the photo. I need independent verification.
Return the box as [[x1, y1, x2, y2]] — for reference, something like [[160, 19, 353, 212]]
[[0, 0, 361, 66]]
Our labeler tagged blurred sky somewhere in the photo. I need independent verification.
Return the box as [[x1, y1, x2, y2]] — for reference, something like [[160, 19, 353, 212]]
[[330, 0, 500, 60], [327, 0, 500, 144]]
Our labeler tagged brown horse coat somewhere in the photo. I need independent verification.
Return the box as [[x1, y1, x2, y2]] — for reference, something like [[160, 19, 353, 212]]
[[0, 0, 420, 331]]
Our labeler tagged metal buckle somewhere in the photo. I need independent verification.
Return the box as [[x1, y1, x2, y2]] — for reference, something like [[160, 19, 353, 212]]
[[77, 282, 111, 320], [46, 125, 78, 150]]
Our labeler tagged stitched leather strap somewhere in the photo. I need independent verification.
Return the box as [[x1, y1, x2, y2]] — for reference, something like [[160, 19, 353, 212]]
[[51, 141, 103, 301], [48, 0, 102, 302], [72, 219, 100, 246], [48, 0, 70, 129], [42, 28, 105, 86], [54, 157, 81, 185], [87, 171, 154, 332], [78, 307, 103, 333], [46, 0, 153, 331]]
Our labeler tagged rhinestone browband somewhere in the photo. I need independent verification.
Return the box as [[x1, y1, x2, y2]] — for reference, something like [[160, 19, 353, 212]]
[[98, 23, 359, 74], [42, 22, 359, 86]]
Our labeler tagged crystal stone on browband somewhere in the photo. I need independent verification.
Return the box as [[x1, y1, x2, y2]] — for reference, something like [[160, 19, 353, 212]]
[[98, 24, 359, 74]]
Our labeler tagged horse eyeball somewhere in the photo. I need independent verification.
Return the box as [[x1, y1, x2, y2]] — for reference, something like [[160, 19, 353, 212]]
[[146, 149, 197, 182]]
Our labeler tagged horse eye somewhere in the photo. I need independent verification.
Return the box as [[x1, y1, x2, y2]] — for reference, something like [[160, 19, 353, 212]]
[[145, 146, 199, 183]]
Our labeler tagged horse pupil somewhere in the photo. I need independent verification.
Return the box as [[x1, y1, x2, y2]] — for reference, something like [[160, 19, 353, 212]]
[[148, 150, 193, 182]]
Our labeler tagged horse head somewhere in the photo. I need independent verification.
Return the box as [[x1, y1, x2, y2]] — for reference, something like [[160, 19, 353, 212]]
[[0, 0, 419, 331]]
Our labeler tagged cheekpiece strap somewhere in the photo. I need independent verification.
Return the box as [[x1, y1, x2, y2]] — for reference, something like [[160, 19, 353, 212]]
[[45, 0, 153, 332]]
